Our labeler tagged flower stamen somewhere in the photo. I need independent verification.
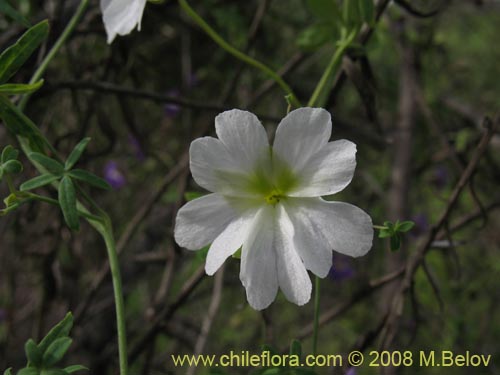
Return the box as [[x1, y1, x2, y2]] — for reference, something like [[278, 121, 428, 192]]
[[265, 189, 284, 205]]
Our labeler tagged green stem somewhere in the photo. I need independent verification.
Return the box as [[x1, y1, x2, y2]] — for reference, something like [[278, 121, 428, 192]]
[[312, 276, 320, 356], [307, 44, 347, 107], [101, 225, 129, 375], [18, 0, 90, 111], [178, 0, 301, 108], [373, 225, 387, 230]]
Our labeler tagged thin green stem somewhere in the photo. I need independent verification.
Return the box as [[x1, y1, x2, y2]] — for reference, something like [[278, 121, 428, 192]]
[[312, 276, 321, 356], [101, 225, 129, 375], [178, 0, 301, 108], [18, 0, 90, 111], [373, 225, 387, 230], [307, 44, 347, 107]]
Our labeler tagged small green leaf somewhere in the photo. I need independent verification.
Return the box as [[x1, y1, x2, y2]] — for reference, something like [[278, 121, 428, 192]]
[[383, 221, 394, 230], [0, 20, 49, 84], [38, 312, 73, 354], [396, 221, 415, 233], [3, 368, 13, 375], [42, 337, 72, 367], [25, 339, 43, 367], [67, 169, 110, 190], [1, 145, 18, 163], [0, 0, 31, 27], [0, 80, 44, 95], [17, 368, 39, 375], [378, 229, 392, 238], [390, 233, 401, 252], [63, 365, 88, 374], [0, 95, 47, 152], [65, 138, 91, 170], [20, 174, 60, 191], [3, 159, 23, 174], [289, 339, 302, 358], [58, 177, 79, 231], [29, 153, 64, 175]]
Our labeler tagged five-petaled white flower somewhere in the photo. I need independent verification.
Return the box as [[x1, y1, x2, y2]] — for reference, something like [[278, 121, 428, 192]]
[[100, 0, 147, 44], [174, 107, 373, 310]]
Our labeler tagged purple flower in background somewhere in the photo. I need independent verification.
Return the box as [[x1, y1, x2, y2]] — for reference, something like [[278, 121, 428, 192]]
[[128, 134, 145, 161], [104, 161, 126, 190], [411, 213, 429, 238], [328, 253, 355, 282], [164, 89, 181, 118], [432, 165, 449, 190], [345, 368, 357, 375]]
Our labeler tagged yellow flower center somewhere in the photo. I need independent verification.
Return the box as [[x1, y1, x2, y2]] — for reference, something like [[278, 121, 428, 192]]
[[265, 189, 284, 205]]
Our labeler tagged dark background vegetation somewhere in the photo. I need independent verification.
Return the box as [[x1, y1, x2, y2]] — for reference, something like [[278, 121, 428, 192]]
[[1, 0, 499, 374]]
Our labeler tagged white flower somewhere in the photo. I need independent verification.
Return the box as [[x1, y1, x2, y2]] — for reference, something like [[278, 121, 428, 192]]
[[100, 0, 147, 44], [174, 108, 373, 310]]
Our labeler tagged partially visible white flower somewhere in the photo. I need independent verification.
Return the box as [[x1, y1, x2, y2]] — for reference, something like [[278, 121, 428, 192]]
[[100, 0, 147, 44], [174, 108, 373, 310]]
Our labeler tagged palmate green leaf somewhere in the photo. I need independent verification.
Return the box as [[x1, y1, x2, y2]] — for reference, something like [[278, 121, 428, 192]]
[[58, 176, 79, 231], [0, 0, 31, 27], [20, 174, 59, 191], [42, 337, 72, 367], [0, 80, 44, 95], [1, 145, 19, 163], [63, 365, 87, 374], [0, 95, 46, 152], [25, 339, 42, 367], [29, 153, 64, 175], [65, 138, 91, 170], [67, 169, 110, 190], [38, 312, 73, 354], [0, 20, 49, 84]]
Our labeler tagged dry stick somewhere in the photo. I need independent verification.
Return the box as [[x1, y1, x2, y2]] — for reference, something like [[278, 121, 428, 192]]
[[295, 266, 406, 343], [128, 265, 206, 362], [379, 116, 500, 349], [186, 266, 225, 375]]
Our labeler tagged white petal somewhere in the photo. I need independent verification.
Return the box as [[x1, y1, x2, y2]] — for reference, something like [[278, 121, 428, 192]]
[[273, 108, 332, 172], [174, 194, 236, 250], [275, 205, 312, 306], [282, 201, 333, 277], [100, 0, 147, 44], [205, 210, 256, 275], [215, 110, 270, 173], [190, 137, 252, 195], [240, 206, 278, 310], [289, 140, 357, 197], [295, 198, 373, 257]]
